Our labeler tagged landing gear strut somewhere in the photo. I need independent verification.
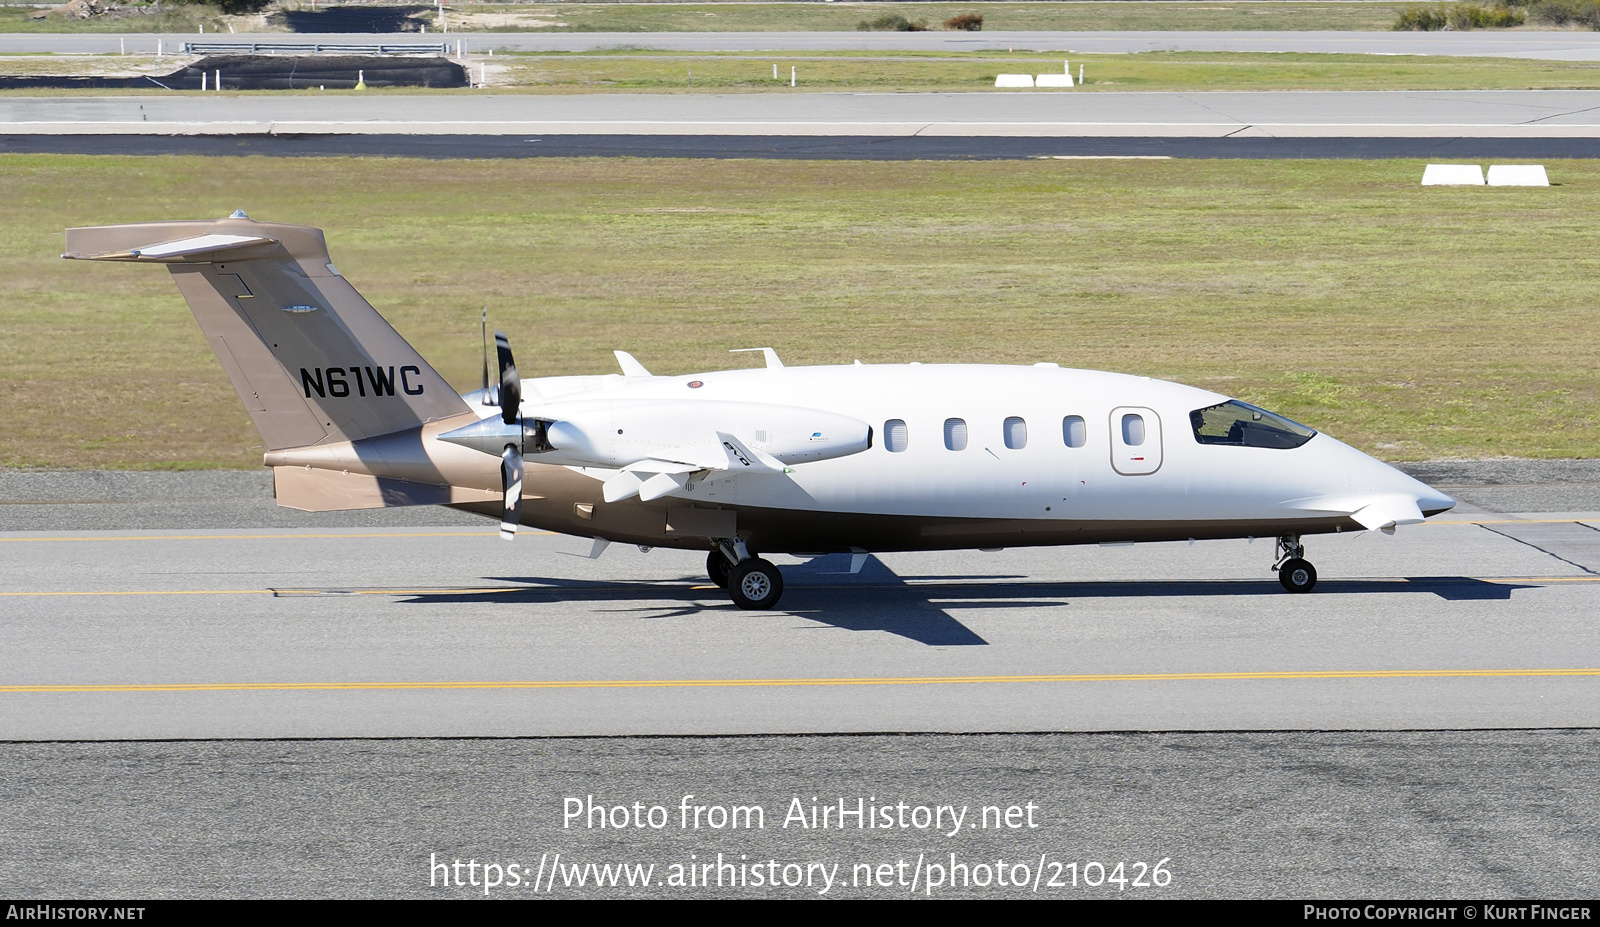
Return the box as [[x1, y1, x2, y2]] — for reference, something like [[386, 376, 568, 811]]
[[1274, 534, 1317, 594], [710, 538, 784, 610]]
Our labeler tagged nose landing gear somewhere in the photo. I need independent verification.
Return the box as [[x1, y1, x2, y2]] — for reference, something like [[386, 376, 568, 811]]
[[1274, 535, 1317, 594]]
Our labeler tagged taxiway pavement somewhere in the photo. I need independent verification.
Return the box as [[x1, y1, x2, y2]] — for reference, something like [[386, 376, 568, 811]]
[[3, 466, 1598, 740], [7, 132, 1600, 159], [4, 465, 1597, 897], [8, 89, 1600, 139]]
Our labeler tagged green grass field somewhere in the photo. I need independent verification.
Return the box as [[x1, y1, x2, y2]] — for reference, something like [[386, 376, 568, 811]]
[[9, 50, 1600, 94], [0, 2, 1413, 35], [2, 155, 1597, 469], [487, 50, 1600, 93]]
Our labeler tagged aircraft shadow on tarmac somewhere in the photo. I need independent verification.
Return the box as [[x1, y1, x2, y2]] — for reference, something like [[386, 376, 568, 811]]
[[385, 555, 1530, 647]]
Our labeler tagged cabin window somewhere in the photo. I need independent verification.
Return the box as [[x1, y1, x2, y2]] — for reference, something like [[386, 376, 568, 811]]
[[885, 419, 908, 453], [1063, 415, 1086, 448], [944, 418, 968, 451], [1003, 416, 1027, 450], [1190, 400, 1316, 449], [1122, 413, 1146, 447]]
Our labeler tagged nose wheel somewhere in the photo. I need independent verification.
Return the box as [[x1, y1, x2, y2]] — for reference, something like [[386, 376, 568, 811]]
[[1274, 535, 1317, 594]]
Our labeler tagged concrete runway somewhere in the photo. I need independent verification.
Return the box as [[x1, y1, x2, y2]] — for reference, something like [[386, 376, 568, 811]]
[[10, 89, 1600, 138], [6, 30, 1600, 60]]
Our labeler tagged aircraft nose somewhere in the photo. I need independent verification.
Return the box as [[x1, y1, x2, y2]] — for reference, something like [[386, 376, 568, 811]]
[[1382, 460, 1455, 517], [1416, 488, 1456, 518]]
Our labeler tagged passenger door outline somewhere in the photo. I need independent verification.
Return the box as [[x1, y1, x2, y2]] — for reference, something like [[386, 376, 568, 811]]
[[1109, 406, 1162, 476]]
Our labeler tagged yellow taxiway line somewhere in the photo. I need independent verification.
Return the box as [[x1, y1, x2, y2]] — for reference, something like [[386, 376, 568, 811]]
[[1427, 518, 1599, 526], [3, 667, 1598, 695]]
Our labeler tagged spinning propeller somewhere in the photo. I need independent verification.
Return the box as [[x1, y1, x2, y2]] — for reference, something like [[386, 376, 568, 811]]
[[495, 330, 522, 541]]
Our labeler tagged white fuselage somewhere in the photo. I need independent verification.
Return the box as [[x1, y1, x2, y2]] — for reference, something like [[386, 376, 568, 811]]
[[470, 362, 1450, 545]]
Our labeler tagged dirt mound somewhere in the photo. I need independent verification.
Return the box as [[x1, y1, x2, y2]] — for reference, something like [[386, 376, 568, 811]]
[[272, 5, 431, 33], [0, 55, 467, 90]]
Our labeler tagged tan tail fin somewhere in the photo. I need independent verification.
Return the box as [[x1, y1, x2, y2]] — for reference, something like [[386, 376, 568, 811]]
[[65, 213, 470, 452]]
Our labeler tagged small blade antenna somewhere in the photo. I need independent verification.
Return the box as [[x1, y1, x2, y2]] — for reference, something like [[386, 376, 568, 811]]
[[480, 307, 491, 396]]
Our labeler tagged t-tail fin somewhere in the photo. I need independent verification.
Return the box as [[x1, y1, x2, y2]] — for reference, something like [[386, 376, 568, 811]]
[[64, 213, 470, 452]]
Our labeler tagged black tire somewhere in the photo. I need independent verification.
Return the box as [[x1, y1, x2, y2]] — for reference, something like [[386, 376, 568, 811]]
[[707, 550, 731, 589], [728, 558, 784, 610], [1279, 558, 1317, 594]]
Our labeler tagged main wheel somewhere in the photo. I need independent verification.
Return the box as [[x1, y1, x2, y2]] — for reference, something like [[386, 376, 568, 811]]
[[707, 550, 731, 589], [728, 558, 784, 610], [1279, 557, 1317, 594]]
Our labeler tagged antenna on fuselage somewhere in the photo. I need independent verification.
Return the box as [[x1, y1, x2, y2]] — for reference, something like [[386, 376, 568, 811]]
[[480, 306, 497, 405]]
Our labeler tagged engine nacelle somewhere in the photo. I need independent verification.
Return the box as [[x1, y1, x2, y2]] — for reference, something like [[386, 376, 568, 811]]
[[538, 400, 871, 470]]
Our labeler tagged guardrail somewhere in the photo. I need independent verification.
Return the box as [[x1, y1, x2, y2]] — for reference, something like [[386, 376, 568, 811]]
[[180, 42, 454, 55]]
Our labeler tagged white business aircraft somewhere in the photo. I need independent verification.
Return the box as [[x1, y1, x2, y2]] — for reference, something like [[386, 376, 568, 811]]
[[65, 213, 1454, 609]]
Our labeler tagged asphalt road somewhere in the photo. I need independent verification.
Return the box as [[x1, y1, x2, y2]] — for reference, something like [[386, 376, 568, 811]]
[[6, 30, 1600, 60], [6, 132, 1598, 159], [4, 732, 1598, 898], [9, 90, 1600, 138]]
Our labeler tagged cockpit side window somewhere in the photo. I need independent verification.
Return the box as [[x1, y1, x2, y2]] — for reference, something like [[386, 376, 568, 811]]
[[1190, 400, 1316, 449]]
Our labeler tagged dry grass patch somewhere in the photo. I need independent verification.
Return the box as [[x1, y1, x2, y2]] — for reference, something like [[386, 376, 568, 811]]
[[2, 155, 1597, 467]]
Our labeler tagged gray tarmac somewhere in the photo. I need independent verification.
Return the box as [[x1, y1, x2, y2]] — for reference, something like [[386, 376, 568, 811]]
[[10, 89, 1600, 138], [7, 132, 1600, 160], [4, 732, 1598, 898], [4, 462, 1600, 739], [3, 463, 1598, 897], [7, 30, 1600, 60]]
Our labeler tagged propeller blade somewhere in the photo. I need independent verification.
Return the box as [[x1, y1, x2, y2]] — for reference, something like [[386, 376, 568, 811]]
[[495, 330, 520, 425], [500, 443, 523, 541]]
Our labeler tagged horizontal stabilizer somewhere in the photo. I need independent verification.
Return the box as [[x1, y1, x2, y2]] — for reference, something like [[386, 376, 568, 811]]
[[273, 466, 497, 512], [65, 232, 279, 263]]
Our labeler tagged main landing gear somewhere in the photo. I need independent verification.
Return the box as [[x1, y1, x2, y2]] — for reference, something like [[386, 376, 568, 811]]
[[709, 539, 784, 610], [1274, 534, 1317, 594]]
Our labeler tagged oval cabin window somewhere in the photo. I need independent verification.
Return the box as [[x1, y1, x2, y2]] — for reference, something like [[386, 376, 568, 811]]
[[944, 418, 968, 451], [1122, 413, 1146, 447], [1063, 415, 1086, 448], [1003, 416, 1027, 450], [885, 419, 908, 453]]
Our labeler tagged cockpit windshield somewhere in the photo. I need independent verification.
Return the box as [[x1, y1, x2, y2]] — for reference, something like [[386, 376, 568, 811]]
[[1190, 400, 1316, 449]]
